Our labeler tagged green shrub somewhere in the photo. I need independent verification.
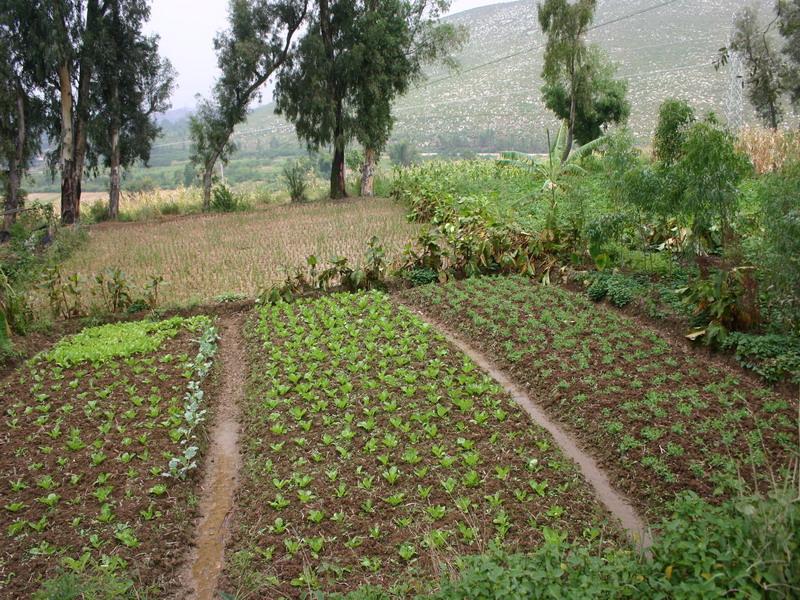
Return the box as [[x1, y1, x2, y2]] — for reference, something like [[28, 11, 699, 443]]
[[586, 273, 640, 307], [405, 267, 439, 287], [587, 277, 608, 301], [653, 98, 695, 166], [722, 332, 800, 383], [757, 161, 800, 333], [210, 182, 241, 212], [283, 159, 310, 202], [160, 201, 181, 215], [86, 201, 111, 223]]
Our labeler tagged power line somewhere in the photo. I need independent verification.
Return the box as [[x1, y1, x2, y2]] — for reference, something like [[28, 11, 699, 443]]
[[151, 0, 690, 151], [415, 0, 685, 92]]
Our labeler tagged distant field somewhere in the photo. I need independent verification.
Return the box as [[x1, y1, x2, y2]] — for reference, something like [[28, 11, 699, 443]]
[[57, 198, 418, 306]]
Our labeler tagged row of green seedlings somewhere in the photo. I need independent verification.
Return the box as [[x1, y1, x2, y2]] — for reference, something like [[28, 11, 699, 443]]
[[166, 321, 220, 479], [44, 265, 165, 320], [3, 317, 218, 567]]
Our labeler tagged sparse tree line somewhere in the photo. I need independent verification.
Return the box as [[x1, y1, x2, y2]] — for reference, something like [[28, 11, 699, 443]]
[[190, 0, 466, 206], [0, 0, 175, 230]]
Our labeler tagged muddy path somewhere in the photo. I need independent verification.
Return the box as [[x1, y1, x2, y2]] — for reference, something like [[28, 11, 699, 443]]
[[181, 314, 246, 599], [402, 305, 653, 550]]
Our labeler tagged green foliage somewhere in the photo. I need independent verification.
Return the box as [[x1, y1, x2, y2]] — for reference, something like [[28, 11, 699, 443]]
[[86, 201, 111, 223], [652, 98, 695, 166], [210, 181, 242, 212], [282, 159, 310, 203], [33, 568, 135, 600], [756, 161, 800, 333], [389, 140, 420, 166], [585, 272, 640, 307], [678, 266, 760, 346], [44, 316, 209, 367], [340, 490, 800, 599], [404, 267, 439, 286], [722, 332, 800, 384], [259, 237, 389, 304], [540, 46, 630, 146], [499, 121, 606, 238], [674, 119, 752, 245]]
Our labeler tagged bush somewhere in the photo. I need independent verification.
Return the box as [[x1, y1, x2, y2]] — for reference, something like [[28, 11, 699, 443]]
[[160, 201, 181, 215], [757, 161, 800, 333], [586, 273, 640, 308], [674, 119, 752, 247], [210, 182, 241, 212], [86, 201, 111, 223], [283, 160, 310, 202], [404, 267, 439, 287], [722, 332, 800, 383], [653, 98, 695, 165]]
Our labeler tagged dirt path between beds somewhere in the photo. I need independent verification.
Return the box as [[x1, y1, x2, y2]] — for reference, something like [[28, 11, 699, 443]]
[[181, 314, 245, 599]]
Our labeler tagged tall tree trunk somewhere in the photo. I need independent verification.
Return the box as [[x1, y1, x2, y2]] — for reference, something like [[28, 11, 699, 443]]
[[4, 87, 26, 234], [331, 142, 347, 200], [109, 125, 121, 219], [58, 62, 78, 225], [202, 168, 213, 210], [361, 147, 376, 197], [330, 100, 347, 199]]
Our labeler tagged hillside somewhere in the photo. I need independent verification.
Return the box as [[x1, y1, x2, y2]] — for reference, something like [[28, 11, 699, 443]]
[[222, 0, 767, 155], [28, 0, 771, 192]]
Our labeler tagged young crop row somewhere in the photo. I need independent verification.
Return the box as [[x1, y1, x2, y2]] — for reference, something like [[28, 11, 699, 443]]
[[223, 292, 620, 597], [0, 316, 218, 598], [399, 276, 798, 518]]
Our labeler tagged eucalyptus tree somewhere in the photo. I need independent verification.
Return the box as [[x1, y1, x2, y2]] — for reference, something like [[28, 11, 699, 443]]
[[537, 0, 597, 160], [190, 0, 309, 210], [90, 0, 175, 219], [276, 0, 464, 199], [354, 0, 465, 197], [0, 2, 47, 235], [778, 0, 800, 111]]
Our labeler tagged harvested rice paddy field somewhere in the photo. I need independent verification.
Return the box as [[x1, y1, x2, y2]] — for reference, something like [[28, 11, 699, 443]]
[[56, 198, 419, 306], [398, 276, 799, 519]]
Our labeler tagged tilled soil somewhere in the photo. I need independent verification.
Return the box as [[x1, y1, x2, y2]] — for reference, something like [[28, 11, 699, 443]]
[[398, 277, 799, 521], [0, 332, 210, 598]]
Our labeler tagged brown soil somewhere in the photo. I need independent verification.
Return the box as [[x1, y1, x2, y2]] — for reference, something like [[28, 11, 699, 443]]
[[402, 306, 652, 550], [0, 332, 210, 598], [398, 278, 798, 522], [180, 315, 245, 599]]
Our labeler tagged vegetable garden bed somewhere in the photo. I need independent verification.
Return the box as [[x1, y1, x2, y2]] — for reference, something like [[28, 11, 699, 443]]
[[0, 316, 218, 598], [222, 292, 621, 597], [398, 276, 798, 519]]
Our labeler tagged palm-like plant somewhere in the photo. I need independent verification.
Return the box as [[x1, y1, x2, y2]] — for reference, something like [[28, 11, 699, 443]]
[[499, 121, 606, 234]]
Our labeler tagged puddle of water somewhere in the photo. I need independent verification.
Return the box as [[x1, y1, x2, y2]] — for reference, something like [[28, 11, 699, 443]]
[[409, 309, 653, 550]]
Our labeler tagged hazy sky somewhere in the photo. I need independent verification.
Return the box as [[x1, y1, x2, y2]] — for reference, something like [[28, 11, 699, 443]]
[[147, 0, 511, 108]]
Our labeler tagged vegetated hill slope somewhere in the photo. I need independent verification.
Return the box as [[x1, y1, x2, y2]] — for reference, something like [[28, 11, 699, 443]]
[[79, 0, 771, 177], [176, 0, 766, 160]]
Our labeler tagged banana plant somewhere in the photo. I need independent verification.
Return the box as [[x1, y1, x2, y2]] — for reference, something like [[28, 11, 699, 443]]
[[499, 121, 606, 236]]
